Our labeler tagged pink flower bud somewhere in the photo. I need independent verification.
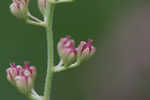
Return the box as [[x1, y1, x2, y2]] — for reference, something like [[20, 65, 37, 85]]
[[10, 0, 29, 19], [23, 62, 36, 80], [38, 0, 47, 15], [15, 75, 33, 93], [77, 40, 96, 61], [6, 62, 36, 94], [57, 36, 77, 66], [6, 64, 23, 84]]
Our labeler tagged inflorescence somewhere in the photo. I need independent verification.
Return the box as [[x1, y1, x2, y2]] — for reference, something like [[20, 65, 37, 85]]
[[7, 0, 96, 100]]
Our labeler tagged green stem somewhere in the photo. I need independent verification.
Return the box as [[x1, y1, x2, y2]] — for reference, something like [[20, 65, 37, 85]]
[[54, 0, 74, 4], [44, 3, 55, 100], [27, 12, 43, 23], [26, 19, 46, 27], [54, 61, 81, 72]]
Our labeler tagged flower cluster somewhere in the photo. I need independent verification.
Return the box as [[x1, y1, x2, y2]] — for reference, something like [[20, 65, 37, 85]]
[[6, 62, 36, 94], [8, 0, 96, 99], [10, 0, 29, 19], [57, 36, 96, 67]]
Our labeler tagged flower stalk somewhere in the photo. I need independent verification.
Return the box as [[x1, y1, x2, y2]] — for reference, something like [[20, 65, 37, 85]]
[[43, 2, 55, 100]]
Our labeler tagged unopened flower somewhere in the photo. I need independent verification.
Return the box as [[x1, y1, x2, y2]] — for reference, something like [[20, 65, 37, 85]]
[[57, 36, 77, 66], [38, 0, 47, 15], [15, 75, 33, 93], [6, 62, 36, 94], [77, 40, 96, 61], [10, 0, 29, 19]]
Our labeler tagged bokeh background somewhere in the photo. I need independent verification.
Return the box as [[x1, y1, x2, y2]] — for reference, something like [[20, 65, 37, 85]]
[[1, 0, 150, 100]]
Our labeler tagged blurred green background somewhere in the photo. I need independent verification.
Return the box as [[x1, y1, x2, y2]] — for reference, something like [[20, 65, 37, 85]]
[[1, 0, 150, 100]]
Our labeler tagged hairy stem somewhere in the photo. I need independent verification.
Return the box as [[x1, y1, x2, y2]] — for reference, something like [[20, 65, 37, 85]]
[[44, 2, 55, 100]]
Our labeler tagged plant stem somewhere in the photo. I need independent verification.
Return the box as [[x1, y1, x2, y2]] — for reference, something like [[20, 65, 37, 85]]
[[27, 12, 43, 23], [44, 2, 55, 100], [54, 61, 81, 72], [54, 0, 74, 4], [26, 19, 46, 27]]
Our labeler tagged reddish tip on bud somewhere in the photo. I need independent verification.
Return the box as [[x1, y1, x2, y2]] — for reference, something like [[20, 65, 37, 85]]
[[77, 40, 96, 61], [10, 0, 29, 19], [6, 62, 36, 94], [57, 36, 77, 66]]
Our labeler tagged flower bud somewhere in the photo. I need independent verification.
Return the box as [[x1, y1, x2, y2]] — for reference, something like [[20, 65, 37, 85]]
[[23, 62, 36, 80], [57, 36, 77, 66], [7, 64, 22, 84], [38, 0, 47, 15], [77, 40, 96, 61], [6, 62, 36, 94], [15, 75, 33, 93], [10, 0, 29, 19]]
